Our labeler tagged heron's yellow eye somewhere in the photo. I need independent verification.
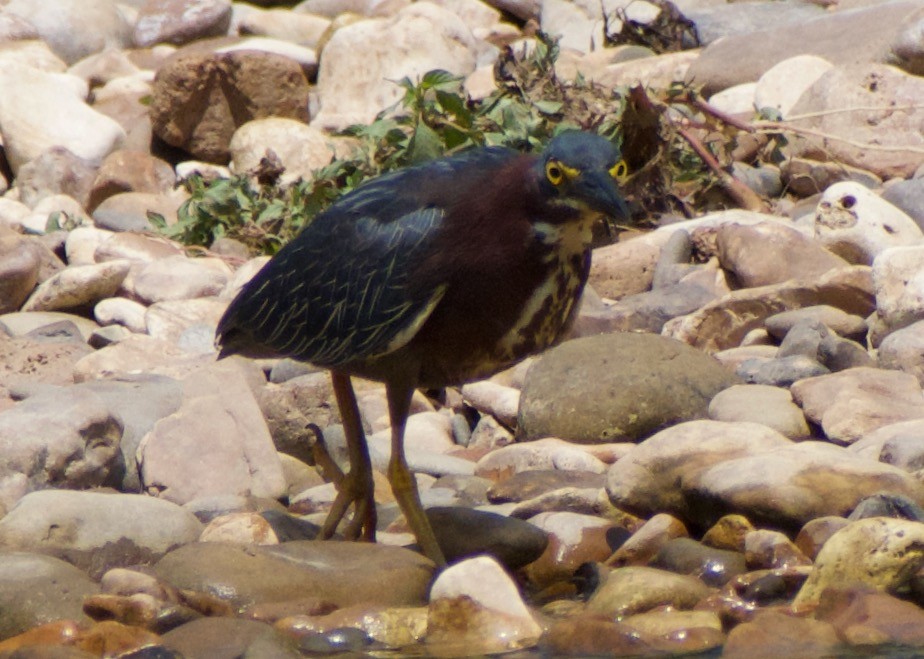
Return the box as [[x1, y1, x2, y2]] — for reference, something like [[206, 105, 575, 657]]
[[546, 161, 564, 185], [609, 160, 629, 183]]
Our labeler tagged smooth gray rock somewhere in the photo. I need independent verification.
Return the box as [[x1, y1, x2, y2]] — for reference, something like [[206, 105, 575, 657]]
[[518, 333, 740, 443], [0, 490, 203, 578]]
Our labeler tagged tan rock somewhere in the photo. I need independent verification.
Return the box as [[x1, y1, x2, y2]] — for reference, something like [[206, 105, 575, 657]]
[[793, 517, 924, 612]]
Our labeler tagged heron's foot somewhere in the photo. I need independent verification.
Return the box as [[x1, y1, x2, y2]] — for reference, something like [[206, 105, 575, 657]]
[[320, 468, 377, 541], [311, 423, 377, 541]]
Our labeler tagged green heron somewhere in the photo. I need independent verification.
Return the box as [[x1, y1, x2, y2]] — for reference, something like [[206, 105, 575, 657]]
[[216, 131, 629, 565]]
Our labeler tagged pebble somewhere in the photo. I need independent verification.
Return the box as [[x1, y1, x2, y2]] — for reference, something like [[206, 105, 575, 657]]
[[2, 0, 924, 653]]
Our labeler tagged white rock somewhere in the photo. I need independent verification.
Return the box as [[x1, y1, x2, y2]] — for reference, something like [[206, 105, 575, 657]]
[[236, 8, 331, 48], [708, 83, 756, 116], [428, 0, 501, 30], [129, 255, 231, 304], [0, 64, 126, 173], [3, 0, 131, 65], [0, 40, 68, 73], [873, 245, 924, 333], [754, 55, 834, 119], [427, 555, 542, 653], [94, 297, 149, 334], [144, 298, 228, 350], [221, 256, 271, 299], [65, 226, 116, 266], [814, 182, 922, 265], [215, 37, 317, 70], [22, 260, 131, 312], [229, 118, 334, 184], [461, 381, 520, 428], [0, 198, 31, 228], [314, 3, 478, 129]]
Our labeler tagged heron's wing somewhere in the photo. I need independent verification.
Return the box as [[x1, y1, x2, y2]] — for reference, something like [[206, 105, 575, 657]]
[[216, 183, 447, 367]]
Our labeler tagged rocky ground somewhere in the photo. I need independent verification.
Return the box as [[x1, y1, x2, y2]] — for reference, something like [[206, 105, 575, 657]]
[[0, 0, 923, 657]]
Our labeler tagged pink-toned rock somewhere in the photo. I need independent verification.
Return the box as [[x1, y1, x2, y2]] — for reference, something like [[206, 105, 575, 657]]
[[137, 362, 286, 504], [791, 367, 924, 445]]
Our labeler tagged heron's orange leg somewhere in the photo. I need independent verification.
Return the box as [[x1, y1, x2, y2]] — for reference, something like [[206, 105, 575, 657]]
[[386, 379, 446, 565]]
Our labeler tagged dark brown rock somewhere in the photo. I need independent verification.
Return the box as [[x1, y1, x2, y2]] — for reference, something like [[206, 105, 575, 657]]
[[150, 50, 310, 163], [87, 150, 176, 212]]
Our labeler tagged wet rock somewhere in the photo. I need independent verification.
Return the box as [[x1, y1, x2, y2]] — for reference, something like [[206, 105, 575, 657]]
[[848, 493, 924, 522], [523, 511, 616, 588], [544, 616, 658, 657], [650, 537, 746, 587], [815, 585, 924, 648], [791, 367, 924, 445], [795, 516, 850, 560], [0, 552, 97, 640], [0, 490, 202, 578], [425, 506, 548, 570], [150, 50, 310, 162], [606, 513, 688, 567], [161, 616, 295, 658], [519, 333, 739, 443], [586, 565, 711, 617], [793, 518, 924, 611], [708, 384, 810, 439], [701, 514, 754, 552], [744, 529, 811, 570], [723, 609, 842, 658], [684, 442, 924, 531], [426, 555, 541, 654], [606, 420, 792, 521]]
